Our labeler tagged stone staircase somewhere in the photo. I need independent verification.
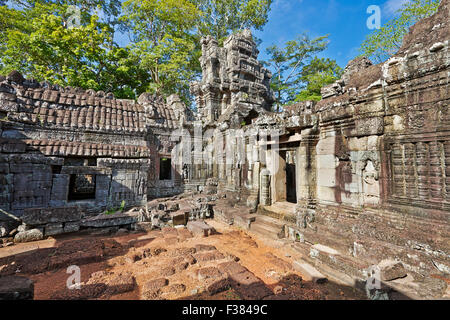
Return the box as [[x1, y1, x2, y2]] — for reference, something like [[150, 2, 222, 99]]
[[289, 240, 369, 288], [246, 215, 285, 240], [212, 199, 286, 240], [259, 202, 297, 224]]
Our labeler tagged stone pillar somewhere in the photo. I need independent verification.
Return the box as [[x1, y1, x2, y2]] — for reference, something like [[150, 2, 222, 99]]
[[260, 169, 271, 206], [296, 129, 318, 229]]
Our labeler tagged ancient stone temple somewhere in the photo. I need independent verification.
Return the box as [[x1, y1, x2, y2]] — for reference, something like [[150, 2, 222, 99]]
[[187, 1, 450, 296], [0, 73, 191, 235], [0, 0, 449, 299], [190, 29, 274, 124]]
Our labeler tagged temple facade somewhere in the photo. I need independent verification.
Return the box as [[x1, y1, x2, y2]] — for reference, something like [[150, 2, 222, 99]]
[[0, 0, 449, 296]]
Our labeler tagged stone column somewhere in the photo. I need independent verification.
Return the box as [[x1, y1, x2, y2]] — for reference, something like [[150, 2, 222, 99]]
[[296, 129, 318, 229], [260, 168, 271, 206]]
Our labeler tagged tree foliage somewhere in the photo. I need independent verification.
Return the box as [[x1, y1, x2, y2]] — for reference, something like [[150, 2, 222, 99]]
[[120, 0, 272, 105], [0, 0, 273, 104], [193, 0, 272, 44], [359, 0, 440, 63], [263, 34, 341, 110], [296, 57, 343, 102], [0, 0, 148, 99], [120, 0, 202, 103]]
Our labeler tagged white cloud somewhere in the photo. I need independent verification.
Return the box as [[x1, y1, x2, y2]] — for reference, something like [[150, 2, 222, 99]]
[[383, 0, 410, 16]]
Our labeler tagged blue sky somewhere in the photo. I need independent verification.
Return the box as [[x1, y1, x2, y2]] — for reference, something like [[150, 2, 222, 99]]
[[5, 0, 409, 69], [253, 0, 408, 68], [114, 0, 408, 68]]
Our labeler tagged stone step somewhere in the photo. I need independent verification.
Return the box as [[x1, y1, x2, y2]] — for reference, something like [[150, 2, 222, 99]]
[[80, 211, 140, 228], [291, 241, 369, 284], [234, 213, 256, 230], [290, 224, 355, 256], [292, 260, 327, 284], [254, 214, 286, 230], [248, 223, 283, 240], [272, 202, 296, 210], [258, 205, 296, 224], [248, 216, 285, 240]]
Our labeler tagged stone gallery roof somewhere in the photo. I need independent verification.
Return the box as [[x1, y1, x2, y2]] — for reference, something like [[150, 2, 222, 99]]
[[137, 92, 186, 130], [151, 100, 180, 129], [0, 76, 147, 134], [24, 140, 150, 158], [0, 137, 149, 158]]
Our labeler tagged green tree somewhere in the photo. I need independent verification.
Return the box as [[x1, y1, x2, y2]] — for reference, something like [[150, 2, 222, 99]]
[[359, 0, 440, 63], [0, 0, 144, 99], [264, 34, 331, 111], [120, 0, 273, 105], [295, 57, 343, 102], [1, 0, 273, 103], [120, 0, 202, 104], [194, 0, 272, 44]]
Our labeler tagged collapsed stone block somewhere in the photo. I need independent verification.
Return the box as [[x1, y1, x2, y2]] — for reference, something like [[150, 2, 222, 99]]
[[187, 220, 216, 237], [44, 223, 64, 236], [14, 228, 44, 243], [378, 260, 407, 281], [22, 207, 82, 226], [0, 276, 34, 300], [172, 211, 189, 226]]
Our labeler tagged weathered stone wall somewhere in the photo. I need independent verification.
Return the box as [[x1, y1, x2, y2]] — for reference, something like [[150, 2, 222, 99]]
[[0, 74, 191, 237], [138, 93, 191, 198], [299, 0, 450, 282], [0, 78, 149, 218], [278, 0, 448, 284], [190, 0, 450, 287]]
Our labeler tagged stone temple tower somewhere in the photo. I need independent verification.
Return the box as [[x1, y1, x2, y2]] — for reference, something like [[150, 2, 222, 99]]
[[190, 29, 274, 124]]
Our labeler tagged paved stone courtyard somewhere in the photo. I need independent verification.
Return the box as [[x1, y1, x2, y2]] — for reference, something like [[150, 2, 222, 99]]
[[0, 0, 449, 301], [0, 218, 366, 300]]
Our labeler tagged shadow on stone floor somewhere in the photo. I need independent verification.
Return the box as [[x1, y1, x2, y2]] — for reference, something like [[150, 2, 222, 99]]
[[175, 272, 416, 301], [0, 230, 159, 299]]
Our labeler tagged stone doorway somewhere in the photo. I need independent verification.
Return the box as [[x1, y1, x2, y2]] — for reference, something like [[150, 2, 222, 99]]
[[68, 174, 96, 201], [285, 150, 297, 204], [272, 149, 297, 204]]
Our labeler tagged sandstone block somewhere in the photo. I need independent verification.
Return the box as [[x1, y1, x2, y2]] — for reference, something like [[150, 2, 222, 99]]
[[45, 223, 64, 236], [187, 220, 216, 237], [14, 228, 44, 243], [0, 276, 34, 300], [378, 259, 407, 281]]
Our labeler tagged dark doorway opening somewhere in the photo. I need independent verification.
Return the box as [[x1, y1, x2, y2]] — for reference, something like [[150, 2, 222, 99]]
[[285, 151, 297, 204], [159, 158, 172, 180], [243, 109, 259, 125], [51, 165, 62, 174], [68, 174, 96, 201]]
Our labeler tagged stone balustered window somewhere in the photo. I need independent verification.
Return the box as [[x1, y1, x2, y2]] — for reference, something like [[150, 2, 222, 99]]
[[390, 140, 449, 205]]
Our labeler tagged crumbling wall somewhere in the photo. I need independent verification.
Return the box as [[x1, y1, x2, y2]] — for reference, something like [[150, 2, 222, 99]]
[[291, 0, 450, 283], [0, 73, 191, 238], [189, 0, 450, 287], [138, 93, 190, 198]]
